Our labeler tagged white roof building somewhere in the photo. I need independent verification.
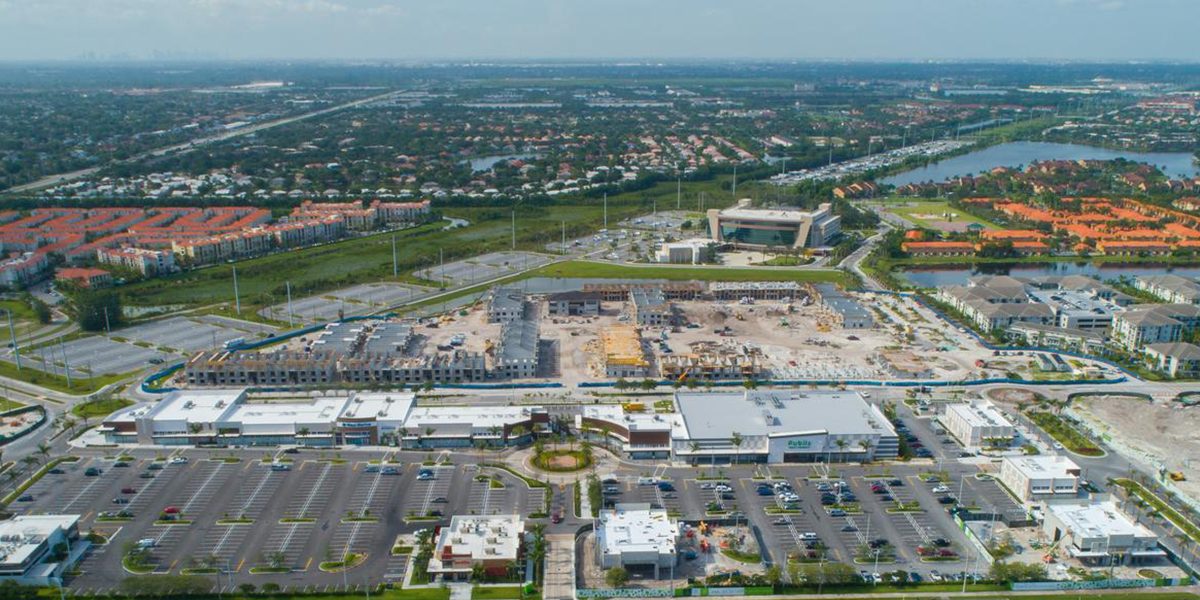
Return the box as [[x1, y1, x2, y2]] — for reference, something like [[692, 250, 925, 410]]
[[429, 515, 524, 581], [999, 455, 1081, 502], [0, 515, 82, 585], [596, 503, 679, 575], [1043, 501, 1164, 565], [941, 401, 1015, 448]]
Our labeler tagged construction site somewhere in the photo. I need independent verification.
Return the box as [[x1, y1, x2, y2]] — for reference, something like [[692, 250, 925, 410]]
[[178, 280, 1014, 388]]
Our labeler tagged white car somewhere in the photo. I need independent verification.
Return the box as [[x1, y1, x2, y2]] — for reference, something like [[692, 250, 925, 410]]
[[169, 457, 188, 465], [931, 485, 951, 494]]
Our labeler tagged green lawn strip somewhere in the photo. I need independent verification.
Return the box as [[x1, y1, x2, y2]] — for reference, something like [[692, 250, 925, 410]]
[[471, 586, 525, 600], [1114, 478, 1200, 544], [721, 548, 762, 564], [2, 456, 81, 504], [72, 396, 134, 419], [1027, 411, 1103, 456]]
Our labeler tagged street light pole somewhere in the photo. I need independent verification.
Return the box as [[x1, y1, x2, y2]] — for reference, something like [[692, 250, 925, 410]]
[[6, 310, 20, 371]]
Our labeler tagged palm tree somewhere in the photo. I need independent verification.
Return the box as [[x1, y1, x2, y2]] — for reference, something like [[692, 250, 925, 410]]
[[835, 439, 847, 462], [730, 432, 744, 465], [858, 440, 872, 462], [689, 441, 701, 467], [36, 442, 50, 464]]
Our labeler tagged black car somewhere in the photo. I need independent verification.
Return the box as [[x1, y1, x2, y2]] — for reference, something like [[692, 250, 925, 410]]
[[937, 496, 957, 505]]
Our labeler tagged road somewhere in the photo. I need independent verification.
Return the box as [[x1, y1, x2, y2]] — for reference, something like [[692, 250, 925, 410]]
[[3, 89, 405, 196], [840, 218, 893, 290]]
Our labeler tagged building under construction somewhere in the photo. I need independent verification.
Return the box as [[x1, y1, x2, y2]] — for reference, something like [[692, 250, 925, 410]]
[[710, 281, 813, 301], [583, 281, 704, 301], [186, 320, 487, 387], [658, 341, 764, 381], [599, 325, 651, 378]]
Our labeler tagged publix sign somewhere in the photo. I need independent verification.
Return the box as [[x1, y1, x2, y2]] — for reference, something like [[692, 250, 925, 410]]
[[786, 439, 813, 450]]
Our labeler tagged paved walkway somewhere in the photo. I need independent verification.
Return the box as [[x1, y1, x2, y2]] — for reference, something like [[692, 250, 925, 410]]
[[542, 533, 576, 600]]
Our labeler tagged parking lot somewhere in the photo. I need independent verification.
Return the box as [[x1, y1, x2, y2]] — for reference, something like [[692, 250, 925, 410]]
[[118, 316, 278, 354], [11, 449, 544, 591], [3, 336, 176, 377], [1, 314, 280, 378], [416, 251, 553, 287], [261, 282, 434, 323]]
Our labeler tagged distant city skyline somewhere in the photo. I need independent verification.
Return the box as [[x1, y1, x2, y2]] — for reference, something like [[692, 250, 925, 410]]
[[0, 0, 1198, 62]]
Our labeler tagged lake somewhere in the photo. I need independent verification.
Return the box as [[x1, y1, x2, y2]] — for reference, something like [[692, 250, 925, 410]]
[[465, 152, 541, 172], [899, 262, 1200, 288], [881, 141, 1200, 186]]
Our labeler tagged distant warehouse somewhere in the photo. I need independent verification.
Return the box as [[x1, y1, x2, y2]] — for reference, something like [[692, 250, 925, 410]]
[[707, 199, 841, 249]]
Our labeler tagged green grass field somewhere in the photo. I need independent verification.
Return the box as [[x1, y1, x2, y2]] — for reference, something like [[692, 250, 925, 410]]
[[118, 176, 743, 308], [72, 396, 134, 419], [886, 199, 1001, 231]]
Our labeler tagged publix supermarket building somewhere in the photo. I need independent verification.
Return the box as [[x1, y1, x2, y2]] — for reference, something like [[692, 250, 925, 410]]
[[581, 389, 899, 464]]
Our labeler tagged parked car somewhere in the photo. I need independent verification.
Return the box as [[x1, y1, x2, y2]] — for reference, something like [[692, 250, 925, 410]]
[[16, 495, 33, 502], [121, 487, 136, 494], [84, 467, 102, 477]]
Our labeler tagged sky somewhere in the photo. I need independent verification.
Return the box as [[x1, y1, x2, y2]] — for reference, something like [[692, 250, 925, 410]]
[[0, 0, 1197, 62]]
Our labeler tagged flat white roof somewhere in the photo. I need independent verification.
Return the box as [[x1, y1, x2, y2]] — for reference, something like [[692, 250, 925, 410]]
[[582, 406, 676, 433], [338, 392, 416, 421], [598, 504, 678, 557], [717, 206, 824, 223], [226, 396, 349, 426], [1049, 501, 1156, 540], [1004, 454, 1080, 479], [0, 515, 78, 568], [404, 405, 538, 430], [149, 388, 246, 423], [674, 390, 895, 440], [432, 515, 523, 568], [946, 401, 1013, 429]]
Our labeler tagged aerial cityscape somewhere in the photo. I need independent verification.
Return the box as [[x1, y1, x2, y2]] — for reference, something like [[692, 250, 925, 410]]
[[2, 3, 1200, 600]]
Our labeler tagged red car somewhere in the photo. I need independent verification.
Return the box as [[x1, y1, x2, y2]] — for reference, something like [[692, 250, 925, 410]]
[[163, 506, 180, 514], [550, 510, 563, 524]]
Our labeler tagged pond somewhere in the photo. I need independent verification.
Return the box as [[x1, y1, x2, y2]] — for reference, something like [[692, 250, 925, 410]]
[[465, 152, 542, 172], [881, 141, 1200, 186], [898, 261, 1200, 288]]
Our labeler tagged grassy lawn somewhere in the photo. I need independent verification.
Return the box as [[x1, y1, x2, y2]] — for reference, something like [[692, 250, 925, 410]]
[[885, 199, 1001, 230], [72, 396, 134, 419], [115, 176, 746, 308], [0, 397, 24, 412], [1114, 478, 1200, 544], [471, 586, 525, 600], [1027, 411, 1104, 456]]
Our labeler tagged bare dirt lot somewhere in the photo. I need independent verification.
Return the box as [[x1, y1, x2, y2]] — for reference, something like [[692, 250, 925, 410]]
[[1071, 395, 1200, 499]]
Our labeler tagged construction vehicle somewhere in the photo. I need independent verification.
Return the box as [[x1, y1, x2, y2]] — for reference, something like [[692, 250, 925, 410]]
[[1170, 471, 1187, 482], [1041, 538, 1062, 564]]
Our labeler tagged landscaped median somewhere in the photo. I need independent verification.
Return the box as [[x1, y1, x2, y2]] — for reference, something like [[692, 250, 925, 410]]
[[2, 455, 80, 504], [1113, 478, 1200, 545], [1026, 410, 1104, 456]]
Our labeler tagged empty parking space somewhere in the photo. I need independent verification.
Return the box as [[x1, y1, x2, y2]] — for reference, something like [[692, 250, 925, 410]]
[[119, 316, 263, 354], [265, 282, 432, 323], [416, 251, 552, 286], [4, 336, 176, 377]]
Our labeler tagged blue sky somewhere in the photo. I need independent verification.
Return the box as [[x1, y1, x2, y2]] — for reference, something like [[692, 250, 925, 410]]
[[0, 0, 1196, 61]]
